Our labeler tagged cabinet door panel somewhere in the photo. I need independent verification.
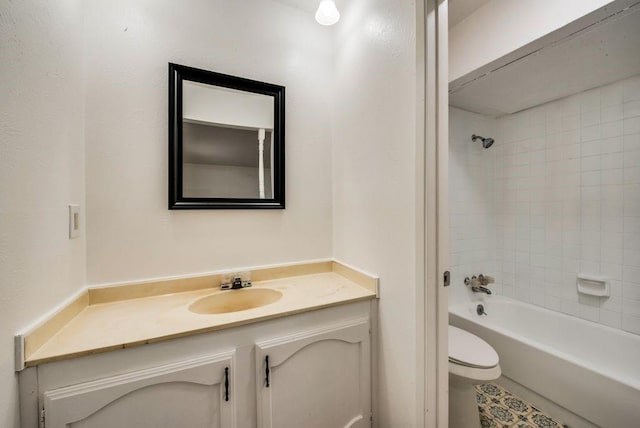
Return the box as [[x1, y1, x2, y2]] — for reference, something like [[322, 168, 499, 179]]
[[256, 318, 370, 428], [71, 382, 220, 428], [43, 351, 235, 428]]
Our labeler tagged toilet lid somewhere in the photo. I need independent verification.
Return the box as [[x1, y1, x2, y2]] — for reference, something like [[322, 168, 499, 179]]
[[448, 325, 499, 369]]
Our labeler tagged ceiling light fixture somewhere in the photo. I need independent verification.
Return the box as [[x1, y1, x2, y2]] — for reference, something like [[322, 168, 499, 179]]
[[315, 0, 340, 26]]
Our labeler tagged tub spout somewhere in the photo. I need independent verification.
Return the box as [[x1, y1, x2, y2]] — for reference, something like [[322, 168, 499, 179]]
[[471, 286, 492, 295]]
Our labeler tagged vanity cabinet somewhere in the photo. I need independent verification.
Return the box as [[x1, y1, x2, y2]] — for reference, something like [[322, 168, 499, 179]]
[[28, 301, 374, 428], [256, 319, 371, 428], [42, 352, 235, 428]]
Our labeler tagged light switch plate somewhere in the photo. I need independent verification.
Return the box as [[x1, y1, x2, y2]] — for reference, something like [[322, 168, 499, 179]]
[[69, 205, 80, 239]]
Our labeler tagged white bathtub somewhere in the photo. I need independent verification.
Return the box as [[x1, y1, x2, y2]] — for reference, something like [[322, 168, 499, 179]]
[[450, 296, 640, 427]]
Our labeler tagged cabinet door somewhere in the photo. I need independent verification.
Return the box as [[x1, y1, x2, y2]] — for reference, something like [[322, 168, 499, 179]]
[[256, 318, 371, 428], [43, 351, 235, 428]]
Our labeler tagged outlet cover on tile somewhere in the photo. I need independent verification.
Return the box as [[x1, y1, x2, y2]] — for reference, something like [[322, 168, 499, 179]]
[[69, 205, 80, 239]]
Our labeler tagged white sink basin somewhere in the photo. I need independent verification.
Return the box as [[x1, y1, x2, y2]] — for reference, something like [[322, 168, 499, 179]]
[[188, 288, 283, 315]]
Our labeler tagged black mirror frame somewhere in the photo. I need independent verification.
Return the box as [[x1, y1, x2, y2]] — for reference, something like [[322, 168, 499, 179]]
[[168, 63, 285, 209]]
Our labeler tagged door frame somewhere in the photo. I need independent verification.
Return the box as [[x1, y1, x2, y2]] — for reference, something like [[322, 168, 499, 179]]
[[416, 0, 449, 426]]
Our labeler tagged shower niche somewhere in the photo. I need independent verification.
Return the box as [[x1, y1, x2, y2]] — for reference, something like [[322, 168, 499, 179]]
[[169, 63, 285, 209]]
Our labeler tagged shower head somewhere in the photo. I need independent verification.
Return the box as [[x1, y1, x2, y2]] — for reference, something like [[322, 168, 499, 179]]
[[472, 134, 494, 149]]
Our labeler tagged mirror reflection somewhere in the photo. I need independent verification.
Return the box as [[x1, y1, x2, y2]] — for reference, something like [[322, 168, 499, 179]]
[[182, 82, 274, 199]]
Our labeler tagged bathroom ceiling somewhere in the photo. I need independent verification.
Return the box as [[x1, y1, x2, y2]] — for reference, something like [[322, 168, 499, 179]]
[[273, 0, 345, 14], [277, 0, 490, 24], [449, 0, 492, 27], [449, 4, 640, 117]]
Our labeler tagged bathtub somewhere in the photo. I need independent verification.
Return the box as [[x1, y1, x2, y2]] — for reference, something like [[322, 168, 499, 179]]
[[450, 296, 640, 427]]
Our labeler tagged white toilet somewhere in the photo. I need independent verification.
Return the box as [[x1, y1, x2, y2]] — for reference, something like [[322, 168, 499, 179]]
[[448, 325, 501, 428]]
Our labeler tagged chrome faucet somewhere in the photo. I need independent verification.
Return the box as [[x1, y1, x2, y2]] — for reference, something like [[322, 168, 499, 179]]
[[221, 274, 252, 290], [471, 285, 492, 295], [464, 274, 494, 294], [477, 274, 494, 286]]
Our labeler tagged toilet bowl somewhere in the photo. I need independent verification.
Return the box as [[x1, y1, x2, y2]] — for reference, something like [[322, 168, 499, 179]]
[[448, 325, 501, 428]]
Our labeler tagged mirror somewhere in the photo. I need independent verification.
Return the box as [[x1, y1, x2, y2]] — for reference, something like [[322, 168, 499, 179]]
[[169, 63, 285, 209]]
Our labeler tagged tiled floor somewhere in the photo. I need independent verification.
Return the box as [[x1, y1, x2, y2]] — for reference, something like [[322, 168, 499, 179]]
[[476, 383, 566, 428]]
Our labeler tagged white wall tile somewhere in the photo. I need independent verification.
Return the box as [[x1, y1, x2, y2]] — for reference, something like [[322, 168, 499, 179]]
[[600, 294, 621, 311], [602, 264, 623, 281], [611, 280, 623, 297], [581, 110, 600, 127], [623, 266, 640, 284], [625, 116, 640, 135], [624, 100, 640, 119], [581, 155, 601, 171], [624, 232, 640, 250], [579, 304, 600, 322], [581, 140, 601, 156], [545, 295, 562, 311], [623, 299, 640, 317], [581, 124, 601, 142], [601, 136, 623, 153], [601, 81, 624, 106], [602, 120, 623, 138], [601, 247, 623, 264], [580, 88, 601, 113], [561, 299, 581, 317], [623, 283, 640, 300], [624, 197, 640, 217], [600, 309, 622, 328], [449, 107, 497, 305], [623, 76, 640, 102], [602, 104, 623, 123], [624, 217, 640, 234], [601, 216, 624, 233], [624, 250, 640, 267], [562, 115, 581, 131], [602, 152, 623, 169], [625, 167, 640, 184], [601, 169, 623, 185], [581, 171, 601, 186], [451, 75, 640, 335], [624, 150, 640, 167], [622, 314, 640, 334], [624, 134, 640, 152]]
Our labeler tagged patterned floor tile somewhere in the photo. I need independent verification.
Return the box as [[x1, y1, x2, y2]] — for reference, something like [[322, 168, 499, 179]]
[[486, 404, 518, 425], [478, 383, 507, 398], [509, 422, 538, 428], [476, 383, 566, 428], [501, 395, 533, 416], [480, 413, 505, 428], [527, 412, 564, 428]]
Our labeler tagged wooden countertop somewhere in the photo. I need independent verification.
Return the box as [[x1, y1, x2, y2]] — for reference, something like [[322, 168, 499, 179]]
[[21, 261, 377, 367]]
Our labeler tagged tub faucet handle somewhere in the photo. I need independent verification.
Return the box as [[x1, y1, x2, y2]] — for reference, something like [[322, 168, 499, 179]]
[[478, 274, 494, 286], [477, 304, 488, 316]]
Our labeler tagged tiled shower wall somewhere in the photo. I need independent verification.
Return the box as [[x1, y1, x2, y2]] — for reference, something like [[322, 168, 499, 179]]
[[450, 74, 640, 335], [449, 107, 498, 305]]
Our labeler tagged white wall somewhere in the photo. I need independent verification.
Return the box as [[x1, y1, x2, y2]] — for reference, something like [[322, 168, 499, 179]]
[[85, 0, 334, 284], [494, 74, 640, 334], [449, 0, 616, 83], [448, 108, 497, 305], [332, 0, 418, 425], [4, 1, 423, 426], [0, 1, 86, 426]]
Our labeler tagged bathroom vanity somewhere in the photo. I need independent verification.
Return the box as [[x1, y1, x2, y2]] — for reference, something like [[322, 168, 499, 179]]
[[17, 261, 378, 428]]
